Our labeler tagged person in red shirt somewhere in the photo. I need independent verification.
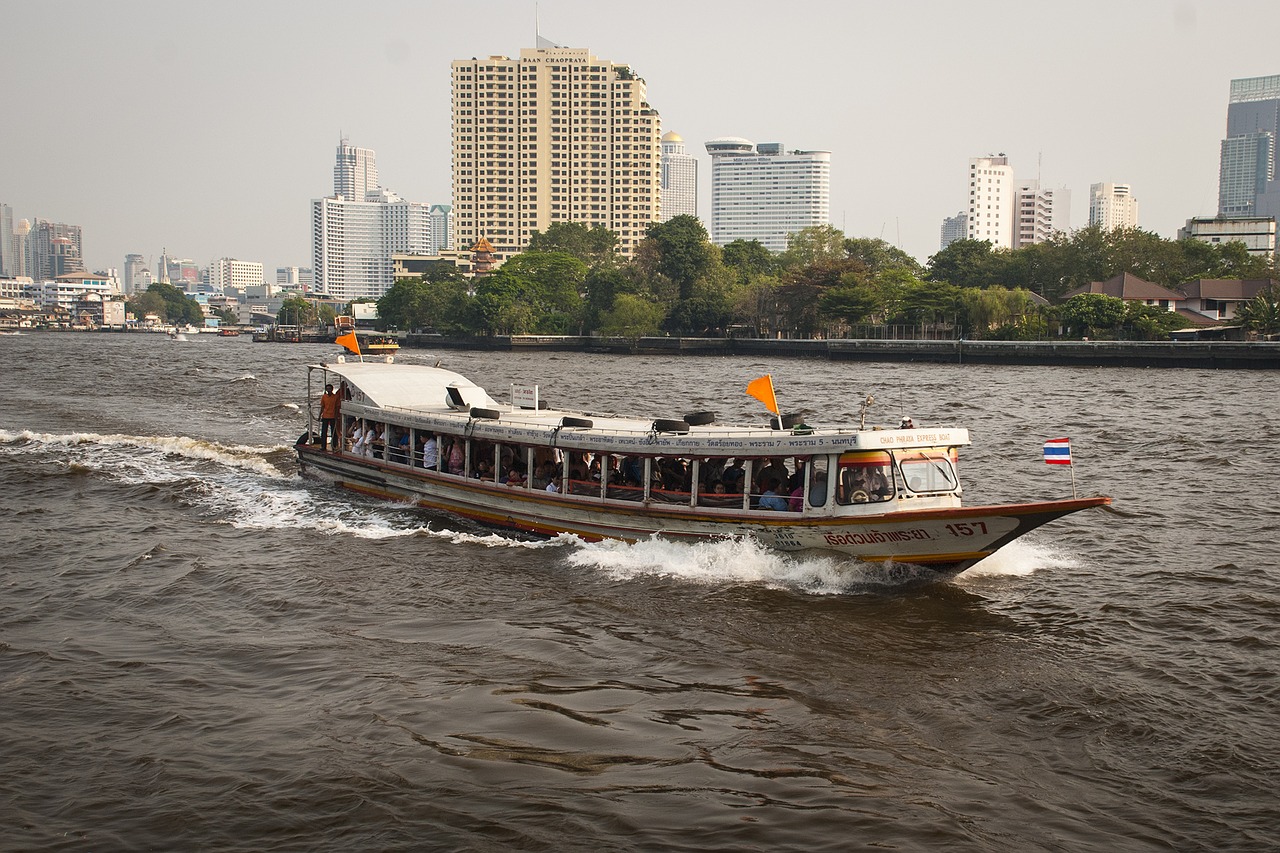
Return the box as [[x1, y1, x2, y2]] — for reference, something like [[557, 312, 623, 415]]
[[319, 384, 341, 451]]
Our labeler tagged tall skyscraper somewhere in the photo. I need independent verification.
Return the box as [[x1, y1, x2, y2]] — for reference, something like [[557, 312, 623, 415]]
[[450, 45, 661, 260], [659, 131, 697, 221], [0, 203, 13, 277], [312, 143, 445, 301], [27, 220, 85, 280], [966, 155, 1014, 248], [705, 138, 830, 251], [123, 253, 146, 295], [940, 212, 968, 250], [1013, 181, 1056, 248], [1218, 74, 1280, 218], [1089, 182, 1138, 231], [11, 218, 30, 278], [334, 138, 379, 201]]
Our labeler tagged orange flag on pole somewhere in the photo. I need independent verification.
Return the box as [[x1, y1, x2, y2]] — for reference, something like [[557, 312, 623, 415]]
[[335, 331, 362, 359], [745, 375, 780, 415]]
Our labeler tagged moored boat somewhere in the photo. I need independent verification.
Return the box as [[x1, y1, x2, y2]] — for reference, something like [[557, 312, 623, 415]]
[[295, 361, 1110, 577]]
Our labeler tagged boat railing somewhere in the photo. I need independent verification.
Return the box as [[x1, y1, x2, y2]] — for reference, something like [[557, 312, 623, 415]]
[[352, 401, 823, 440]]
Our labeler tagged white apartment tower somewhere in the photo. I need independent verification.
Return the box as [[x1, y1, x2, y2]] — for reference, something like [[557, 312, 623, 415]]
[[207, 258, 265, 293], [1089, 182, 1138, 231], [940, 212, 968, 250], [334, 138, 379, 200], [450, 45, 662, 260], [312, 143, 445, 301], [705, 138, 831, 251], [966, 155, 1014, 248], [659, 131, 697, 221], [1013, 181, 1056, 248]]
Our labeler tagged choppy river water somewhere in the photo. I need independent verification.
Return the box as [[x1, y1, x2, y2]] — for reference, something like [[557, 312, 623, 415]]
[[1, 331, 1277, 852]]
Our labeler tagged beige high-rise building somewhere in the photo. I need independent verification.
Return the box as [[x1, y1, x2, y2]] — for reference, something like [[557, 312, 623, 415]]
[[451, 45, 661, 260]]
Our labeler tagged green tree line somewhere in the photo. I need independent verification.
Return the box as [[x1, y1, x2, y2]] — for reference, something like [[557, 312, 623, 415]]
[[375, 220, 1280, 342]]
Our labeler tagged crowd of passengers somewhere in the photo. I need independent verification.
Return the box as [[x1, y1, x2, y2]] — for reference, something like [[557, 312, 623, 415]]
[[337, 417, 838, 511]]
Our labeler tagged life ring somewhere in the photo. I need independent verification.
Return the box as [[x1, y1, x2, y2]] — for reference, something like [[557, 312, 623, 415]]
[[683, 411, 716, 426], [652, 418, 690, 434], [852, 489, 870, 504], [560, 416, 594, 428], [470, 407, 501, 420]]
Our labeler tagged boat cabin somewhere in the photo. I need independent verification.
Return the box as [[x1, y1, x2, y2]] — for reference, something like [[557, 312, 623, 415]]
[[307, 362, 967, 519]]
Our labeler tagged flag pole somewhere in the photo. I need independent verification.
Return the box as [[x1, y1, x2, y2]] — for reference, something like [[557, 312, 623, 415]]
[[1070, 456, 1077, 499]]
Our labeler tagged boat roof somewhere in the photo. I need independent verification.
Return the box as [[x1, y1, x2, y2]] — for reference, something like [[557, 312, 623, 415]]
[[315, 361, 500, 410], [310, 361, 970, 454]]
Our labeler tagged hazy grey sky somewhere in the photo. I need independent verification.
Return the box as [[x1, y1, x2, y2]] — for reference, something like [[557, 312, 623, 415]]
[[6, 0, 1278, 276]]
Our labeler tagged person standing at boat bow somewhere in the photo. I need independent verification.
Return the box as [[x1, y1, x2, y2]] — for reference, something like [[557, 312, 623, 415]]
[[319, 384, 341, 451]]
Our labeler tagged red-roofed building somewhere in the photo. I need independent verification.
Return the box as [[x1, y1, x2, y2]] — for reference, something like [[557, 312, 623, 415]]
[[1062, 273, 1187, 312], [1177, 278, 1277, 323]]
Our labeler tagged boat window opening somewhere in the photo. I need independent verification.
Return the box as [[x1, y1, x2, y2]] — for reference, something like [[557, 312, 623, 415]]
[[808, 457, 830, 508], [897, 451, 958, 494], [605, 454, 644, 501], [388, 425, 410, 465], [566, 451, 595, 496], [649, 456, 692, 505], [697, 457, 744, 508], [836, 451, 896, 505], [751, 456, 800, 512]]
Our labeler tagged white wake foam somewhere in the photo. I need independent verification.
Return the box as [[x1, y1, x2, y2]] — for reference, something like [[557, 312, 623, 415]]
[[957, 536, 1080, 579], [563, 535, 934, 594], [0, 428, 288, 477]]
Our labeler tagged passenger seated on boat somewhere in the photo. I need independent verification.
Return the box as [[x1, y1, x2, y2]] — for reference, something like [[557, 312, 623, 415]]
[[758, 478, 789, 511], [588, 457, 602, 481], [755, 458, 788, 493], [389, 428, 409, 464], [622, 456, 644, 486], [350, 420, 368, 456], [534, 460, 559, 490], [473, 458, 494, 480], [505, 467, 526, 487], [788, 484, 805, 512], [368, 424, 385, 459], [446, 438, 464, 475], [418, 433, 439, 469], [721, 459, 746, 493]]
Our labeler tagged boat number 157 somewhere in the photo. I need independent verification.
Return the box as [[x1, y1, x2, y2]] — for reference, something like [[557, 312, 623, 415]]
[[945, 522, 988, 537]]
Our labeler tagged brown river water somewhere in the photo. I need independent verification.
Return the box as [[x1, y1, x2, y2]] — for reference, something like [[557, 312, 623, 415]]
[[1, 332, 1277, 851]]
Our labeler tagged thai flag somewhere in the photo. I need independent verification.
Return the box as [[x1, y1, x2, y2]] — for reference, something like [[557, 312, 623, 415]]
[[1043, 437, 1072, 465]]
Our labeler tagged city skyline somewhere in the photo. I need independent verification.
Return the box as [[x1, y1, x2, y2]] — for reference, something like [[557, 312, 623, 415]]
[[4, 0, 1279, 278]]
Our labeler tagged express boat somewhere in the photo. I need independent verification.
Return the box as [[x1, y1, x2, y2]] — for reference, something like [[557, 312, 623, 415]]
[[296, 359, 1110, 577]]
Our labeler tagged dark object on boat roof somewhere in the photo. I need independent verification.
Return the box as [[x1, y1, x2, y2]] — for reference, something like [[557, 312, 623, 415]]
[[652, 418, 690, 434]]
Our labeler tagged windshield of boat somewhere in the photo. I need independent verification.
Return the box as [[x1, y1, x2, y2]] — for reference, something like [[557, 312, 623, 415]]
[[897, 451, 958, 494]]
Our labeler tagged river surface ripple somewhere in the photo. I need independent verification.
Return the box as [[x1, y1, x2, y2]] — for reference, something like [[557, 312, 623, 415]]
[[1, 332, 1277, 852]]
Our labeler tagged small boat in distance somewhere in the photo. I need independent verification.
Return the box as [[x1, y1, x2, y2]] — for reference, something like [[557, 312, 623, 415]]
[[296, 361, 1110, 578], [359, 334, 399, 354], [218, 328, 241, 337]]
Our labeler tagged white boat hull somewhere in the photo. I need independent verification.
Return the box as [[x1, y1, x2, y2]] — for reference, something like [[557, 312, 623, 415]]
[[297, 445, 1107, 576]]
